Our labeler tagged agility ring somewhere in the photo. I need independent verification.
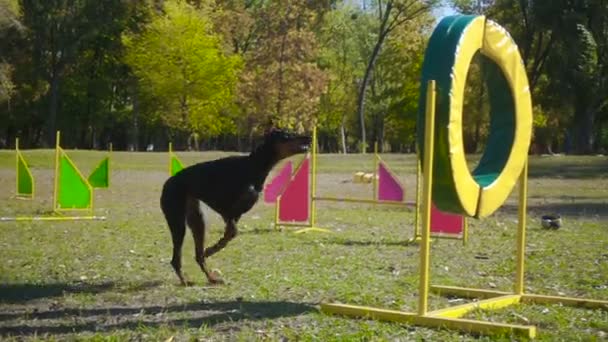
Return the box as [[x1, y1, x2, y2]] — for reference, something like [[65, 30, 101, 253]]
[[417, 15, 532, 218]]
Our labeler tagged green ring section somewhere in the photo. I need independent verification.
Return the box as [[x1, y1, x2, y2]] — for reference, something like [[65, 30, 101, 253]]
[[472, 55, 515, 187], [417, 15, 517, 215], [417, 15, 477, 214]]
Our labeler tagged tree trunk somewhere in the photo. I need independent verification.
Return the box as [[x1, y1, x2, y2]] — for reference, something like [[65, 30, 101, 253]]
[[356, 0, 396, 153], [574, 107, 596, 154], [130, 86, 140, 151], [340, 120, 347, 154], [356, 34, 385, 153], [46, 71, 60, 147]]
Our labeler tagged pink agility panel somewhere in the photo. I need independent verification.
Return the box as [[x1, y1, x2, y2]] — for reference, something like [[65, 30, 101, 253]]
[[431, 202, 463, 235], [378, 161, 404, 202], [278, 158, 310, 222], [264, 161, 293, 203]]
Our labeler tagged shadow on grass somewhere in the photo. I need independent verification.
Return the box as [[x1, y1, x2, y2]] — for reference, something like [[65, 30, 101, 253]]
[[0, 281, 162, 304], [0, 300, 315, 337]]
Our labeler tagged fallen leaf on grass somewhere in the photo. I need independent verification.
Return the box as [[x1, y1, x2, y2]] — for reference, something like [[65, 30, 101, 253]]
[[512, 312, 530, 323]]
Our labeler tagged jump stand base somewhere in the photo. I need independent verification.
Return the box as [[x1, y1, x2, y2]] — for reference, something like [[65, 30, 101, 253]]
[[321, 301, 536, 338], [322, 285, 608, 338], [0, 216, 107, 222]]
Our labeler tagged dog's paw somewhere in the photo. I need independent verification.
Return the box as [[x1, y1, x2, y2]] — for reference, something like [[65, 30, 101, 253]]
[[208, 270, 225, 285]]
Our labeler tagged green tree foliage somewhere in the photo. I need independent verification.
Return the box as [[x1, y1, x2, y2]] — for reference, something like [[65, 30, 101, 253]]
[[368, 14, 432, 152], [2, 0, 607, 153], [123, 0, 242, 140], [450, 0, 608, 154], [237, 0, 327, 134], [317, 3, 364, 153], [355, 0, 438, 152], [0, 0, 20, 105]]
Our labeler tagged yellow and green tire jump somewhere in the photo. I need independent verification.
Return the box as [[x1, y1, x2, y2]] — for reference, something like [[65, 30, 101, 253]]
[[417, 15, 533, 218]]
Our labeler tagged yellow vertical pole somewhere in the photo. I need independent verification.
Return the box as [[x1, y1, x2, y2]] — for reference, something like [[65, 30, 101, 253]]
[[310, 127, 317, 228], [275, 195, 281, 230], [373, 142, 379, 200], [53, 131, 61, 212], [15, 138, 19, 196], [418, 80, 436, 316], [169, 142, 173, 176], [414, 155, 422, 239], [515, 159, 528, 295], [108, 142, 113, 188]]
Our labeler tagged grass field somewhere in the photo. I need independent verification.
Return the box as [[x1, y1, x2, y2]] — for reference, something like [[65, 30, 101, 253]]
[[0, 149, 607, 341]]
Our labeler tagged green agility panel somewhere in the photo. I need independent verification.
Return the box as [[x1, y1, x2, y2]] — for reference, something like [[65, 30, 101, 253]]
[[56, 149, 93, 210], [88, 157, 110, 188], [171, 154, 184, 176], [16, 151, 34, 198]]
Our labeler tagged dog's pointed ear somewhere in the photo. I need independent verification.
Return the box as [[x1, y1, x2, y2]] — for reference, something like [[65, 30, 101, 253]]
[[263, 117, 277, 136]]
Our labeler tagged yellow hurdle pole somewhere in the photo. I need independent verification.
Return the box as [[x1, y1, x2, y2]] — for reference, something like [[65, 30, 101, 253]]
[[373, 142, 378, 200], [108, 142, 112, 188], [15, 137, 19, 197], [418, 80, 436, 316], [414, 155, 422, 239], [168, 142, 173, 175], [515, 159, 528, 295], [310, 127, 317, 228], [314, 196, 408, 206], [275, 194, 281, 230], [1, 216, 107, 222], [53, 131, 61, 212]]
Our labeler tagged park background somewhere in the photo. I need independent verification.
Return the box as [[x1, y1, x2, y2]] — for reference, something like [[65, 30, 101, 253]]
[[1, 0, 607, 155]]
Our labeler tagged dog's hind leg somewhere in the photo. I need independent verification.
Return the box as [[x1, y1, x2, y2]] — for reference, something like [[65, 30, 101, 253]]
[[204, 216, 238, 258], [161, 181, 189, 286], [186, 197, 223, 284]]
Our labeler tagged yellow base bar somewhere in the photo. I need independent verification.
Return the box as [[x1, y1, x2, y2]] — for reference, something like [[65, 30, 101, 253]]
[[431, 285, 511, 299], [0, 216, 107, 222], [314, 196, 409, 206], [522, 294, 608, 310], [432, 285, 608, 310], [428, 295, 521, 318], [275, 222, 311, 227], [321, 302, 536, 338], [293, 227, 333, 234]]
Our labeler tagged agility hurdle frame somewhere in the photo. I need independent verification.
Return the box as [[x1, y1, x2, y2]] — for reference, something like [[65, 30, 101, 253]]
[[2, 131, 106, 222], [275, 128, 467, 241], [274, 127, 410, 233], [314, 130, 408, 207], [412, 157, 469, 245], [320, 80, 608, 338]]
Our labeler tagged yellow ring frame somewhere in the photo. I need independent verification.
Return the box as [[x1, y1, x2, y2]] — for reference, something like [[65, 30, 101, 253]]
[[419, 16, 532, 218]]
